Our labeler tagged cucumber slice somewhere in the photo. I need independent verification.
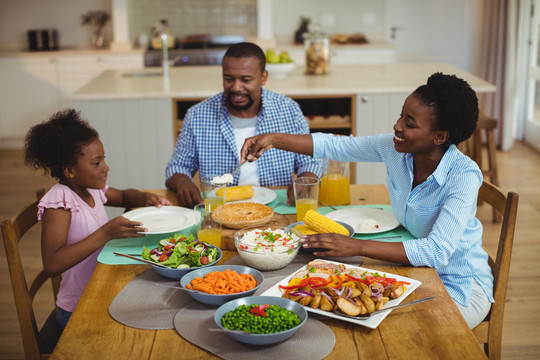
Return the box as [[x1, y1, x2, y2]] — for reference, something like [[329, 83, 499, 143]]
[[159, 239, 171, 247], [150, 254, 160, 262], [176, 264, 190, 269]]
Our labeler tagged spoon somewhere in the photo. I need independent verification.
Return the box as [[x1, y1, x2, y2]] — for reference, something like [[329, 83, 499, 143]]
[[212, 162, 247, 186], [113, 252, 170, 268], [232, 161, 248, 176], [208, 328, 255, 335], [336, 296, 435, 320], [154, 283, 202, 293]]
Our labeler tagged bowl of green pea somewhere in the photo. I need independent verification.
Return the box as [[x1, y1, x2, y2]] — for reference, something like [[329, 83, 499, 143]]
[[213, 296, 307, 345]]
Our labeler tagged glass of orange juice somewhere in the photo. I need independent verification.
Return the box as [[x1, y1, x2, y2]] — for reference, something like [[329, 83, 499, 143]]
[[293, 177, 320, 222], [194, 203, 222, 252], [319, 160, 350, 206]]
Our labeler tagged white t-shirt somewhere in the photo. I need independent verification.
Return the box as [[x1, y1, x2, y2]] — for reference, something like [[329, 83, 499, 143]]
[[230, 114, 260, 185]]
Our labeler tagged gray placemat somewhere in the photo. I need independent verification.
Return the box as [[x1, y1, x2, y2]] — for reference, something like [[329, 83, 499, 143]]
[[174, 301, 335, 360], [108, 269, 193, 330]]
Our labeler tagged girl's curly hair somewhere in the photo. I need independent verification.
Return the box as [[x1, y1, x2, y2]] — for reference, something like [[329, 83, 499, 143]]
[[413, 72, 479, 146], [24, 109, 99, 179]]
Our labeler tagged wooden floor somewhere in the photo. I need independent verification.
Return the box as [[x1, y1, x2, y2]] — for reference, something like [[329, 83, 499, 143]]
[[1, 142, 539, 359]]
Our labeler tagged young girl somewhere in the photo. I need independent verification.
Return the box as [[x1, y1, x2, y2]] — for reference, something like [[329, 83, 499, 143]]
[[24, 109, 171, 329], [240, 73, 493, 329]]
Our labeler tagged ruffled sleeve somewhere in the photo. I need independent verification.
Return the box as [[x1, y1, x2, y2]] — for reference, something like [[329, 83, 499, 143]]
[[37, 184, 109, 221]]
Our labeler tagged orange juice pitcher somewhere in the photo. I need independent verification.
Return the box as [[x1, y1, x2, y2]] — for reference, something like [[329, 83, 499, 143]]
[[319, 160, 350, 206]]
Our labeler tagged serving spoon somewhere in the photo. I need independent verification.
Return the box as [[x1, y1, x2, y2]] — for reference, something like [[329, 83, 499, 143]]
[[113, 252, 170, 268], [336, 296, 435, 320]]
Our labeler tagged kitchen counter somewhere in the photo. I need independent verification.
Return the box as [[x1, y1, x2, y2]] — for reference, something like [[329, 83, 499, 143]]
[[72, 62, 495, 193], [73, 62, 495, 100]]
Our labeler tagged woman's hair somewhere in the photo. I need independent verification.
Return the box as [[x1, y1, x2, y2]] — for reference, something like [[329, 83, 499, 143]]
[[413, 72, 479, 146], [24, 109, 99, 180], [223, 42, 266, 73]]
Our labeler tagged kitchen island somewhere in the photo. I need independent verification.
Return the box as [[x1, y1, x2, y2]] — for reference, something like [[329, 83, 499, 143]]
[[72, 63, 495, 190]]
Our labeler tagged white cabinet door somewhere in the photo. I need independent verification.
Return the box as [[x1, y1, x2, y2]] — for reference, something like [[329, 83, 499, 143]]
[[0, 56, 60, 146], [354, 93, 408, 184]]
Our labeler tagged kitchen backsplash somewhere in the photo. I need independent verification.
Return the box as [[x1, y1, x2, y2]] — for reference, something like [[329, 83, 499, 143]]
[[128, 0, 258, 46]]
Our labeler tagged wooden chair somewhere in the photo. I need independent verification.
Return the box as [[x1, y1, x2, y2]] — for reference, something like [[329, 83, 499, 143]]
[[472, 181, 519, 360], [1, 189, 62, 359]]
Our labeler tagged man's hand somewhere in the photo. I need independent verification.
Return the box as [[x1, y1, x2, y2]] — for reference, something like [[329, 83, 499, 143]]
[[166, 173, 202, 208]]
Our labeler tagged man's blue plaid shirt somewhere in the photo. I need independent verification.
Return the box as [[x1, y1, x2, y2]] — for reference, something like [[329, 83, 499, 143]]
[[165, 88, 323, 186]]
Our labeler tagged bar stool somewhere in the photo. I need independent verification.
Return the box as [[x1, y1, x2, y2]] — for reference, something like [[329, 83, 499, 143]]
[[473, 113, 501, 222]]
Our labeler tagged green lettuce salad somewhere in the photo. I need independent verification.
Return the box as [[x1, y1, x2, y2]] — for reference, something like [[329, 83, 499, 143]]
[[141, 233, 219, 269]]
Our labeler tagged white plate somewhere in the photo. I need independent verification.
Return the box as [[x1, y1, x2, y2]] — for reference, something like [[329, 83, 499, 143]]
[[122, 206, 198, 234], [326, 208, 400, 234], [207, 186, 277, 205], [261, 260, 422, 329]]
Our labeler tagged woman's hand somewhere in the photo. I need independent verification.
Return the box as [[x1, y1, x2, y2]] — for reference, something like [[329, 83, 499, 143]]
[[300, 233, 363, 257], [144, 192, 172, 207], [103, 216, 148, 239], [241, 133, 277, 162], [302, 234, 410, 264]]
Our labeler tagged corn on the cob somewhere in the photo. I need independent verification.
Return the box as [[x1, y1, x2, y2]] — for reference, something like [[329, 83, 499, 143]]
[[216, 185, 254, 201], [293, 224, 319, 235], [303, 209, 349, 235]]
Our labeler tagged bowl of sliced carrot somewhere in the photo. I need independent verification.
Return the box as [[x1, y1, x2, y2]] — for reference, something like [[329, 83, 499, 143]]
[[179, 265, 264, 305]]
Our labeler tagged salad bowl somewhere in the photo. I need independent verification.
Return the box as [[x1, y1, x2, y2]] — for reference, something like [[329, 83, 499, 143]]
[[180, 265, 264, 305], [151, 246, 222, 280], [142, 233, 222, 280]]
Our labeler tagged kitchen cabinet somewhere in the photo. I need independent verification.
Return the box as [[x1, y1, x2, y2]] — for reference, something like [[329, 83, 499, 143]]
[[0, 51, 143, 148], [355, 93, 408, 184], [0, 56, 60, 147]]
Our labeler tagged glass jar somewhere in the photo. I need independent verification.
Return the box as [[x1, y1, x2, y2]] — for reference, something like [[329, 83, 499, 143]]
[[304, 28, 330, 75], [319, 160, 350, 206]]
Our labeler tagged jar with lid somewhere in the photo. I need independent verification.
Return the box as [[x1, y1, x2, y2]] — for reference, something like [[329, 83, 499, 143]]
[[304, 27, 330, 75]]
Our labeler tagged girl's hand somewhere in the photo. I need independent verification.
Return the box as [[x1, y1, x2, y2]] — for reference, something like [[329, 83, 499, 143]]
[[103, 216, 148, 239], [300, 233, 362, 257], [144, 192, 172, 207]]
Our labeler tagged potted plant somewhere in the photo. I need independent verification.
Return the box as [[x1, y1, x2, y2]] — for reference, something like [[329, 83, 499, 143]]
[[295, 16, 311, 44], [81, 10, 110, 48]]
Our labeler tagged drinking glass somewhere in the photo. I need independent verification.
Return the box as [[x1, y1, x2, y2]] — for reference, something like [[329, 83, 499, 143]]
[[194, 203, 223, 251], [199, 174, 226, 206], [319, 160, 350, 206], [293, 177, 319, 222]]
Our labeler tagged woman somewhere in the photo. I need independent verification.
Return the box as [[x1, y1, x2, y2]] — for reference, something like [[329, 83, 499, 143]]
[[240, 72, 493, 328]]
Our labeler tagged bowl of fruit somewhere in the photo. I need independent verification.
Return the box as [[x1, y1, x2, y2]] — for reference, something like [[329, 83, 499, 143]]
[[265, 49, 295, 78]]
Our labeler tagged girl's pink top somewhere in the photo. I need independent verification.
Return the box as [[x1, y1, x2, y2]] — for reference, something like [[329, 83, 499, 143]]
[[38, 183, 109, 312]]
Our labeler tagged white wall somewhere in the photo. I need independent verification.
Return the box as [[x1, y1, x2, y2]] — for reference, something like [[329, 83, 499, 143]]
[[0, 0, 111, 51], [271, 0, 387, 44], [385, 0, 483, 73]]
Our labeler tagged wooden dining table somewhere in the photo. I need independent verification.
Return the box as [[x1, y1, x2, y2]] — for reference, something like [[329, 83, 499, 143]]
[[50, 184, 486, 359]]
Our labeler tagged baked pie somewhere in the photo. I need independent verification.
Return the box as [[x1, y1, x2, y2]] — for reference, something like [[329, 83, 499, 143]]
[[214, 202, 274, 229]]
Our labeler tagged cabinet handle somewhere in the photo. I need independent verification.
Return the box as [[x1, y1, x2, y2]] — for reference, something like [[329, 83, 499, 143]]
[[361, 96, 369, 103]]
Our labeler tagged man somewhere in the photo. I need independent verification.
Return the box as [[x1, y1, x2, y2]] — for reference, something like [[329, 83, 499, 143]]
[[165, 42, 322, 208]]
